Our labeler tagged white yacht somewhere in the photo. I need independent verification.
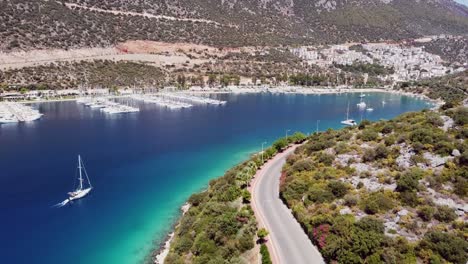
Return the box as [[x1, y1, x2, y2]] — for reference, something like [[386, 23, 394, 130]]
[[68, 155, 93, 201], [357, 97, 367, 109], [341, 102, 357, 126]]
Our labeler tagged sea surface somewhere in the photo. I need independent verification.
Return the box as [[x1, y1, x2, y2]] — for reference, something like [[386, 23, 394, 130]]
[[0, 92, 431, 264]]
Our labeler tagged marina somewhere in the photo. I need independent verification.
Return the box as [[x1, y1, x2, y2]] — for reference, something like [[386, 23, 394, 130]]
[[0, 102, 42, 123], [76, 97, 140, 114]]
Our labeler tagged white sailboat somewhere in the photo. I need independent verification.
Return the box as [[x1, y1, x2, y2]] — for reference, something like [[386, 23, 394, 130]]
[[68, 155, 93, 201], [366, 100, 374, 112], [359, 92, 366, 98], [341, 102, 357, 126], [357, 97, 367, 109]]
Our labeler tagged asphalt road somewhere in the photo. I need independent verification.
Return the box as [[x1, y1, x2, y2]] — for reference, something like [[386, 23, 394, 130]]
[[252, 146, 325, 264]]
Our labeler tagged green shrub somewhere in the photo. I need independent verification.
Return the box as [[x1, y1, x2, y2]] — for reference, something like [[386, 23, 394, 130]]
[[396, 168, 424, 192], [434, 206, 457, 223], [291, 159, 315, 172], [309, 186, 335, 203], [452, 107, 468, 126], [356, 217, 385, 234], [399, 191, 419, 206], [257, 228, 269, 240], [417, 206, 435, 221], [363, 148, 377, 162], [317, 152, 335, 166], [344, 194, 358, 207], [419, 231, 468, 264], [327, 181, 349, 198], [381, 124, 394, 134], [260, 244, 272, 264], [426, 112, 444, 126], [375, 144, 389, 159], [363, 192, 395, 214], [273, 138, 288, 152], [360, 129, 379, 141]]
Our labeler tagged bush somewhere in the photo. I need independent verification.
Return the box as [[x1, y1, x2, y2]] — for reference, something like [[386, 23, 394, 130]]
[[344, 194, 358, 206], [434, 206, 457, 222], [356, 217, 385, 234], [419, 231, 468, 264], [291, 159, 315, 172], [360, 129, 379, 141], [273, 138, 288, 152], [363, 148, 377, 162], [363, 192, 395, 214], [399, 191, 419, 206], [257, 228, 269, 241], [317, 152, 335, 166], [309, 187, 335, 203], [381, 124, 394, 134], [327, 181, 348, 198], [417, 206, 435, 221], [426, 113, 444, 126], [260, 244, 272, 264], [396, 168, 424, 192], [452, 107, 468, 126], [375, 144, 389, 159]]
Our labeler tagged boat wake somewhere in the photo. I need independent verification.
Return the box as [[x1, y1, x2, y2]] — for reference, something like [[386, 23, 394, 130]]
[[53, 199, 70, 208]]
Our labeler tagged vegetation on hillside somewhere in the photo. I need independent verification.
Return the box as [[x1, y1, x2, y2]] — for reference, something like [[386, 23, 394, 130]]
[[1, 0, 467, 50], [398, 69, 468, 105], [280, 108, 468, 264], [0, 60, 165, 89]]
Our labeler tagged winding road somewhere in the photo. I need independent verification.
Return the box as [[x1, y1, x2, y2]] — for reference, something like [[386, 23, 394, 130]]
[[251, 145, 324, 264]]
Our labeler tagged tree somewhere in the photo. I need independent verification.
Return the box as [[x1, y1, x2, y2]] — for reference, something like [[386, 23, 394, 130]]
[[257, 228, 269, 242], [241, 190, 251, 203], [20, 87, 28, 94], [273, 138, 288, 152], [207, 74, 217, 87], [176, 75, 186, 88]]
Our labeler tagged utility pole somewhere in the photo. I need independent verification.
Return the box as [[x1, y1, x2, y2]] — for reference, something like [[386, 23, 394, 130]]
[[261, 141, 267, 164]]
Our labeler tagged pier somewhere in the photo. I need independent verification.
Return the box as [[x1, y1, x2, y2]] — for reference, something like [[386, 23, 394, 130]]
[[76, 97, 140, 114], [0, 102, 42, 123]]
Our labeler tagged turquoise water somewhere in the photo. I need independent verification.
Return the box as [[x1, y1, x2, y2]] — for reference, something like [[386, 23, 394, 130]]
[[0, 93, 431, 263]]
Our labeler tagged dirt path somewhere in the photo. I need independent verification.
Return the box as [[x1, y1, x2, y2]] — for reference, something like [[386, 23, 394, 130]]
[[63, 2, 225, 26]]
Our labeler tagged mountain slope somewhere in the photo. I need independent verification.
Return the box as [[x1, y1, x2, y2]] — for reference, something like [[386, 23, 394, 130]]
[[0, 0, 467, 51]]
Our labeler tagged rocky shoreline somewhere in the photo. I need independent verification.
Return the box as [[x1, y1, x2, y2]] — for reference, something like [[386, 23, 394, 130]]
[[151, 203, 190, 264]]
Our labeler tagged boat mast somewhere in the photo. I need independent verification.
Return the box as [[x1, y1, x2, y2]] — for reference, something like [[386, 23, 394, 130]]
[[78, 155, 83, 190], [346, 102, 350, 120]]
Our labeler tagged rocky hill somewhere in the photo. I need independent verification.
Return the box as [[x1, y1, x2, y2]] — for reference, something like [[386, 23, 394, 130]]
[[1, 0, 467, 51], [280, 106, 468, 263]]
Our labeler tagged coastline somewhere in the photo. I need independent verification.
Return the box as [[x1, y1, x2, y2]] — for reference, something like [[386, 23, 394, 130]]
[[151, 203, 190, 264]]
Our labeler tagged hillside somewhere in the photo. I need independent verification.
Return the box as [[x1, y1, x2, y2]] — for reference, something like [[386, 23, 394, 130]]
[[1, 0, 467, 51], [280, 107, 468, 263]]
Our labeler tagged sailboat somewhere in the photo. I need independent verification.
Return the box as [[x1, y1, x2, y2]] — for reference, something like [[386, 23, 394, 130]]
[[68, 155, 93, 201], [366, 100, 374, 112], [359, 92, 366, 98], [357, 96, 367, 109], [341, 102, 357, 126]]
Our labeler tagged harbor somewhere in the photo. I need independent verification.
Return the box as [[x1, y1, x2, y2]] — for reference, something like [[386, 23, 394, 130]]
[[0, 102, 42, 123], [76, 97, 140, 114]]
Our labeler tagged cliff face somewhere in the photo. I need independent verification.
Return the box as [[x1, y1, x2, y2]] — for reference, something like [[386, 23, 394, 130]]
[[0, 0, 467, 50]]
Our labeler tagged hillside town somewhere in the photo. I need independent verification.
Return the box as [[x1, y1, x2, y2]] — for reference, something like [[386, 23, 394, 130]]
[[291, 40, 465, 82]]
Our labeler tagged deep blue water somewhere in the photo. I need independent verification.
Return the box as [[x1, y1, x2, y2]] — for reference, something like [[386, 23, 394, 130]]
[[0, 93, 431, 264]]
